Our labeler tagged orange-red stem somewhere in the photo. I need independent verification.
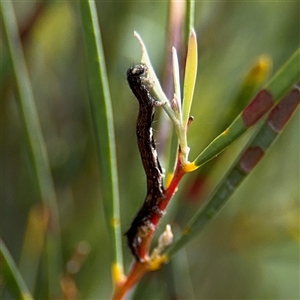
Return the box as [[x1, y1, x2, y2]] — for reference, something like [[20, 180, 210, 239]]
[[112, 155, 186, 299]]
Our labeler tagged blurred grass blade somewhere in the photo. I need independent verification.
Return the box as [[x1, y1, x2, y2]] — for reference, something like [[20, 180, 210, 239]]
[[172, 248, 195, 298], [79, 0, 123, 279], [224, 55, 272, 127], [166, 87, 299, 259], [236, 55, 272, 104], [193, 48, 300, 168], [1, 0, 62, 296], [0, 239, 34, 300], [19, 205, 49, 293]]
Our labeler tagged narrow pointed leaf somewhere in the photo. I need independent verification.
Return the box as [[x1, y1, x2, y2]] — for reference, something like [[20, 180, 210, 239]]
[[165, 87, 299, 258], [224, 55, 272, 126], [193, 48, 300, 168], [182, 29, 198, 127], [1, 239, 34, 300], [1, 1, 62, 296], [19, 205, 49, 293], [79, 0, 123, 278]]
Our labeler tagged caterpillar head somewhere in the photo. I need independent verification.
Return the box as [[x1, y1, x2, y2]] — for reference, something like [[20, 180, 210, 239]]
[[127, 63, 148, 77]]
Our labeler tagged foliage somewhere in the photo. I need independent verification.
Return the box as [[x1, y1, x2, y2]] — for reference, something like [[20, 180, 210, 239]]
[[1, 1, 299, 299]]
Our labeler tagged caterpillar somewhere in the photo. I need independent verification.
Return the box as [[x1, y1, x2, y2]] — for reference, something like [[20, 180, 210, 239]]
[[125, 64, 165, 261]]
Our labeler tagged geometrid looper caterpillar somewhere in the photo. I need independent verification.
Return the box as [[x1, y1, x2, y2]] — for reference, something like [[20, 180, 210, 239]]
[[126, 64, 165, 261]]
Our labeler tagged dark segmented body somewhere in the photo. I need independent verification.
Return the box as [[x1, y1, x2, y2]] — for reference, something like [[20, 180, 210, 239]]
[[126, 64, 165, 261]]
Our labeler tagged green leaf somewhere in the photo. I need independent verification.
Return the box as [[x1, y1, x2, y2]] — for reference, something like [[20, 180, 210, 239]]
[[1, 239, 34, 300], [182, 29, 198, 128], [193, 48, 300, 168], [1, 0, 62, 296], [165, 87, 299, 259], [79, 0, 123, 279]]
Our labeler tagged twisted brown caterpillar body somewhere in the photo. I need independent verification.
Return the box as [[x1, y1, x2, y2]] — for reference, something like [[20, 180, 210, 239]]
[[126, 64, 165, 261]]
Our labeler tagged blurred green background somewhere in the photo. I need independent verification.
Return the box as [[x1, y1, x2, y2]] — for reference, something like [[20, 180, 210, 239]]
[[1, 1, 299, 299]]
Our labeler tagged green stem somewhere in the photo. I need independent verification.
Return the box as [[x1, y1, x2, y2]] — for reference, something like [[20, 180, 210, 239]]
[[184, 0, 195, 46]]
